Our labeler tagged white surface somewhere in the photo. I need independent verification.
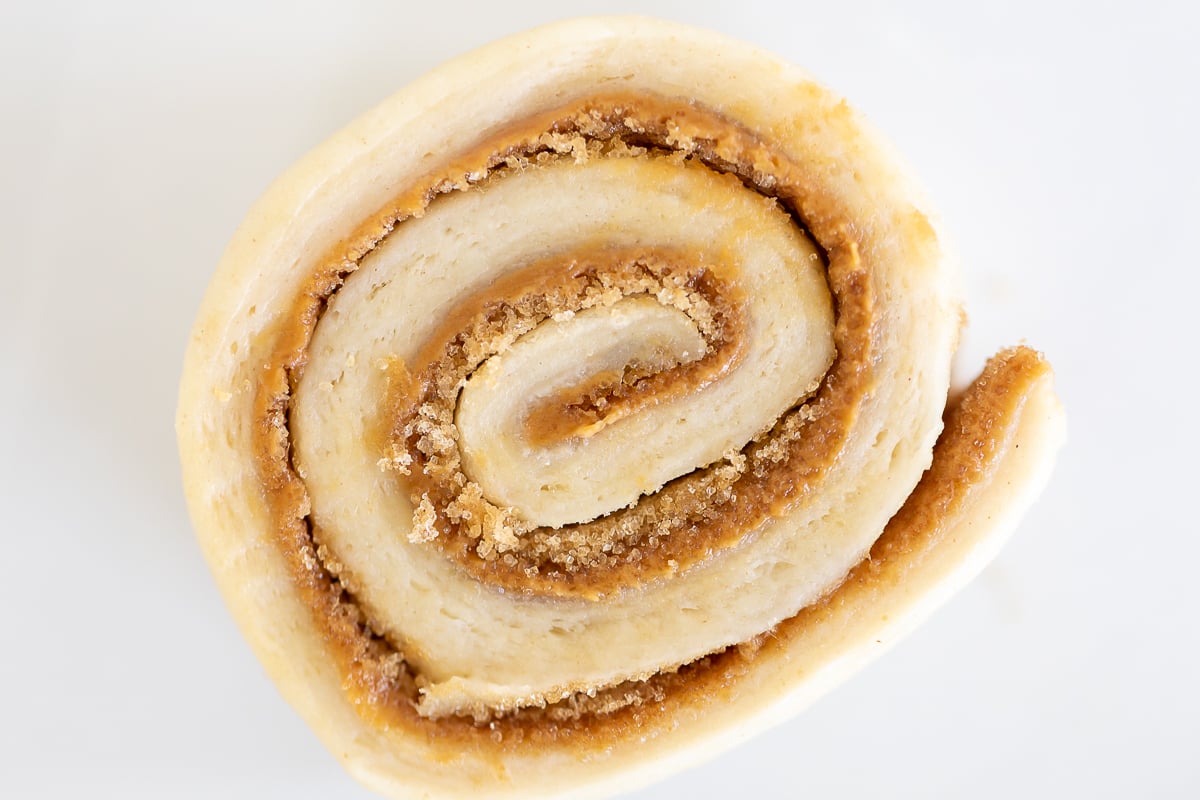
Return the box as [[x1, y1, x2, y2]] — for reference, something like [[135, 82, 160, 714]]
[[0, 1, 1196, 797]]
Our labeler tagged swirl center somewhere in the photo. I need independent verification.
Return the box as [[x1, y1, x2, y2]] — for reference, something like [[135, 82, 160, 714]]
[[458, 296, 710, 528]]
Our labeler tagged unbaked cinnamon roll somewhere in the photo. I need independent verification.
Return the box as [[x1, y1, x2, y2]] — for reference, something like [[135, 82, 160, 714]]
[[177, 16, 1065, 799]]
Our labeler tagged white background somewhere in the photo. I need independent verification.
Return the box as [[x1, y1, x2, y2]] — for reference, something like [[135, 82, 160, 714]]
[[1, 1, 1196, 797]]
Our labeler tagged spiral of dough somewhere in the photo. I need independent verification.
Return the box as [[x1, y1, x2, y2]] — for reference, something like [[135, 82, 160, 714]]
[[177, 17, 1064, 799]]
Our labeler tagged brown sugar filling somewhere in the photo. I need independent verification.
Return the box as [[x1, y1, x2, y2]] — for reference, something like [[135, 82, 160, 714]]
[[380, 246, 770, 597], [249, 90, 915, 746], [364, 153, 869, 599]]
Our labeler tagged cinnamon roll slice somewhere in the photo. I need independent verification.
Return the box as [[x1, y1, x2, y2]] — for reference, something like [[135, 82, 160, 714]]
[[177, 16, 1065, 799]]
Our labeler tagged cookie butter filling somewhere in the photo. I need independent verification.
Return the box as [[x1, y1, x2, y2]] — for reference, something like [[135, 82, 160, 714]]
[[253, 91, 957, 730]]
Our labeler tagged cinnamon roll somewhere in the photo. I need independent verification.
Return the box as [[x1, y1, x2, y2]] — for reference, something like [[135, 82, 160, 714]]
[[177, 16, 1065, 798]]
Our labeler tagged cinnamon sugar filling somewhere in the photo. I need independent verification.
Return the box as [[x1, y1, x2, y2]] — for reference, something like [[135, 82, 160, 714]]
[[250, 91, 906, 738], [379, 248, 774, 597]]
